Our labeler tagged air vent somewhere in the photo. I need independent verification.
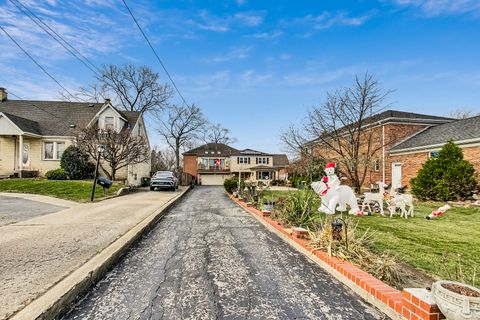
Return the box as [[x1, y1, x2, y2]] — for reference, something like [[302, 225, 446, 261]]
[[88, 104, 94, 108], [69, 124, 76, 128]]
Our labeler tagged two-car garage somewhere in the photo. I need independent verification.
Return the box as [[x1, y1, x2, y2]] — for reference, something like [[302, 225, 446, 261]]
[[198, 174, 231, 186]]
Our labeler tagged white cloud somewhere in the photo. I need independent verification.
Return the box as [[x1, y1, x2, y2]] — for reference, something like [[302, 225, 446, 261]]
[[292, 11, 371, 30], [391, 0, 480, 16], [234, 12, 264, 26], [251, 31, 283, 39], [206, 47, 251, 63]]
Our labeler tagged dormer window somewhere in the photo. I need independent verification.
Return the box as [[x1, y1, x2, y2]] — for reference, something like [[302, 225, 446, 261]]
[[105, 117, 114, 130]]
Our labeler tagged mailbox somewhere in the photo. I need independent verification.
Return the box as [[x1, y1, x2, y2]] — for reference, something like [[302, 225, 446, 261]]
[[97, 176, 112, 189]]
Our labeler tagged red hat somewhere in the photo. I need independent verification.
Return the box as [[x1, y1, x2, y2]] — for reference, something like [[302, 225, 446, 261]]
[[325, 162, 336, 168]]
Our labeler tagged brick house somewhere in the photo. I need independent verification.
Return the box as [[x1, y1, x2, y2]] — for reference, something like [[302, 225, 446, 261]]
[[389, 115, 480, 189], [0, 88, 151, 185], [183, 143, 289, 185], [304, 110, 455, 190]]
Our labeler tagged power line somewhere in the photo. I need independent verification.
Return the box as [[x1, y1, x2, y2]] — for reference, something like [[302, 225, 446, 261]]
[[8, 0, 101, 76], [121, 0, 189, 107], [0, 24, 81, 102]]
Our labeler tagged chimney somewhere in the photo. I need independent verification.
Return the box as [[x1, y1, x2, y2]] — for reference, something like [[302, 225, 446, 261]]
[[104, 98, 111, 104], [0, 88, 7, 102]]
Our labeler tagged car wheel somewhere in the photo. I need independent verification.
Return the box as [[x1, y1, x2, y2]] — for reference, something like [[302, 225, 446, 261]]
[[150, 186, 155, 191]]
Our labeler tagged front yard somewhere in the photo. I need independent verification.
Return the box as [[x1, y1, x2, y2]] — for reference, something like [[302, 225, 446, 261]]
[[0, 178, 123, 202], [259, 190, 480, 287]]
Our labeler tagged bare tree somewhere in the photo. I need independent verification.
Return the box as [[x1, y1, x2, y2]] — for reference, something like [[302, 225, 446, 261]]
[[157, 104, 207, 172], [202, 123, 237, 144], [75, 124, 150, 180], [447, 108, 479, 119], [60, 64, 172, 116], [280, 73, 391, 191], [151, 147, 176, 172]]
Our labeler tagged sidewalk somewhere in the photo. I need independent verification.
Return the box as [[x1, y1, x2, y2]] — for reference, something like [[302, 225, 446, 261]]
[[0, 188, 187, 320]]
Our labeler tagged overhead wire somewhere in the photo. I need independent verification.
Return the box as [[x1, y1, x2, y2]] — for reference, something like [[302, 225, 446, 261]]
[[8, 0, 101, 76], [121, 0, 190, 107], [0, 24, 82, 102]]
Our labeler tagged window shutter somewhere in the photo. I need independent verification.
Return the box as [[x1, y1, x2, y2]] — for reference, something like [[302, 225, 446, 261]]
[[248, 157, 250, 164], [267, 157, 269, 164], [237, 157, 239, 164], [256, 158, 258, 164]]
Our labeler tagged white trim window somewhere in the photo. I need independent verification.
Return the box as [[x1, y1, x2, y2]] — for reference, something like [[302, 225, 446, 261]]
[[256, 157, 269, 164], [105, 116, 115, 130], [43, 141, 65, 160], [373, 159, 380, 172], [238, 157, 250, 164]]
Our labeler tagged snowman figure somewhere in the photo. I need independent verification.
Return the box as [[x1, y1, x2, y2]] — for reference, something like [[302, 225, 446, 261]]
[[323, 162, 340, 192]]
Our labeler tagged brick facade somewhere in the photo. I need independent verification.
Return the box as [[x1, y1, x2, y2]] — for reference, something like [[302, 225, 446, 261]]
[[390, 145, 480, 187], [183, 155, 198, 177], [310, 122, 430, 189]]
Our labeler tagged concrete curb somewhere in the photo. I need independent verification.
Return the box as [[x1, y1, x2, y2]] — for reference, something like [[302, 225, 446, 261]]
[[10, 187, 191, 320], [228, 193, 401, 320]]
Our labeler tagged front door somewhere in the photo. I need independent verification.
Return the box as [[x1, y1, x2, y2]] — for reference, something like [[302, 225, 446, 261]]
[[22, 142, 30, 169], [391, 163, 402, 190]]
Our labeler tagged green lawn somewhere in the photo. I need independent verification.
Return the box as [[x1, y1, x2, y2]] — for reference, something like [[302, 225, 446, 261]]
[[0, 178, 123, 202], [354, 203, 480, 287], [260, 190, 480, 286]]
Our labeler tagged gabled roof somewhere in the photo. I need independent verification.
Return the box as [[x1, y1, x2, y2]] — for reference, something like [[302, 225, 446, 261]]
[[0, 99, 141, 136], [272, 154, 289, 167], [390, 115, 480, 153], [305, 109, 453, 146], [183, 143, 239, 156], [236, 148, 268, 155], [2, 112, 42, 135], [362, 110, 452, 126]]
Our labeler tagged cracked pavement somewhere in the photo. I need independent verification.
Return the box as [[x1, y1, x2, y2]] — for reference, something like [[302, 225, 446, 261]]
[[64, 186, 387, 320]]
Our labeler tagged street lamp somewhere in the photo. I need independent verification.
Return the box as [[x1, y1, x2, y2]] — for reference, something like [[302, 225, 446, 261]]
[[91, 144, 106, 202]]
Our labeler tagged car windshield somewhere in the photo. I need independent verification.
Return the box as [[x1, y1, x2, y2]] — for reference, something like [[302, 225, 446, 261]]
[[155, 172, 173, 177]]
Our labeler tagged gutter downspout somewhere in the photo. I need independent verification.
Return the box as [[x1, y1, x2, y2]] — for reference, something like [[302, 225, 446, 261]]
[[382, 123, 385, 184]]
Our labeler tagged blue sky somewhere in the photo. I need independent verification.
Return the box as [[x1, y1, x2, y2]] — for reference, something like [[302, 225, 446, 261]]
[[1, 0, 480, 153]]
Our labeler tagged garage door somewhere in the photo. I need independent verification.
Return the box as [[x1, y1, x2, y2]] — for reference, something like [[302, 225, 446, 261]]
[[200, 174, 228, 186]]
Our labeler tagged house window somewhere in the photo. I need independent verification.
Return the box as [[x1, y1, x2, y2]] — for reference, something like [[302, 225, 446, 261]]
[[43, 141, 65, 160], [429, 151, 440, 158], [105, 117, 114, 130], [258, 171, 273, 180], [238, 157, 250, 164], [256, 157, 269, 164], [373, 159, 380, 172]]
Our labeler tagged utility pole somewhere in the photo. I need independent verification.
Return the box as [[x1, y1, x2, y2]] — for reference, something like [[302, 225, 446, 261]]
[[91, 144, 105, 202]]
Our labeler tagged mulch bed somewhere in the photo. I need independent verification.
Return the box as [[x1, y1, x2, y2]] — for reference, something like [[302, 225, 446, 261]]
[[442, 283, 480, 297]]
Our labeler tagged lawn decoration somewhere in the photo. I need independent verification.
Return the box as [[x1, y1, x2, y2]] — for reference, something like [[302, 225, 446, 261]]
[[361, 181, 388, 216], [426, 204, 451, 220], [387, 193, 414, 219], [311, 163, 363, 215]]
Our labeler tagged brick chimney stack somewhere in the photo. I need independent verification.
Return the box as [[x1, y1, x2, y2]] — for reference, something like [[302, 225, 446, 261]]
[[0, 88, 7, 102]]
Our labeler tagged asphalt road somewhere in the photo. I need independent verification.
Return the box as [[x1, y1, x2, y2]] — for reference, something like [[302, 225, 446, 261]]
[[63, 186, 386, 320], [0, 195, 66, 226]]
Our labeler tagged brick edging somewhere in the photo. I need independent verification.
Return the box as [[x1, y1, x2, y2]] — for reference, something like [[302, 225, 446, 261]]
[[227, 192, 445, 320]]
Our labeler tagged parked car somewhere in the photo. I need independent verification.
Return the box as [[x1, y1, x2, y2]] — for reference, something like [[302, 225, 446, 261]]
[[150, 171, 179, 191]]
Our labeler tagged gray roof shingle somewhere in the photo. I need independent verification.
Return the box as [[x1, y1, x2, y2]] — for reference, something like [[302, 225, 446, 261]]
[[390, 115, 480, 152], [183, 143, 239, 156], [0, 100, 141, 136]]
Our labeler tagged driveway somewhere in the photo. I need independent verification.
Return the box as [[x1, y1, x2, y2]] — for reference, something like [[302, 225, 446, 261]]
[[64, 187, 386, 319], [0, 194, 67, 227], [0, 189, 186, 320]]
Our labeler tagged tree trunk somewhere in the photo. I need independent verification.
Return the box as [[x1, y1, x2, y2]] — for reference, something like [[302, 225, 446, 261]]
[[175, 140, 180, 174]]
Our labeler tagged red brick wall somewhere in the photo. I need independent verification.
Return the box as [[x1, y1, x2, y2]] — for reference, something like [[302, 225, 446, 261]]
[[183, 155, 198, 177], [310, 122, 429, 189], [390, 145, 480, 188]]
